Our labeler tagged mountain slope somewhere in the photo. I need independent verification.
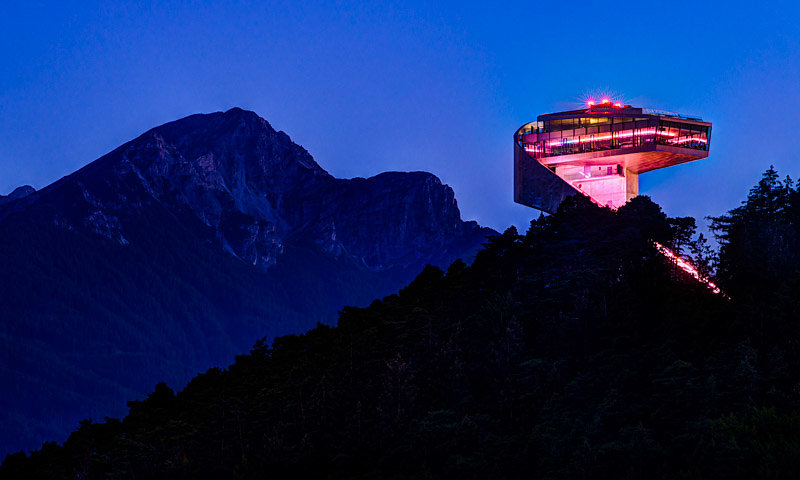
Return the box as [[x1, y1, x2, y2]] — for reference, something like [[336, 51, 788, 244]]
[[0, 108, 493, 455], [7, 193, 788, 480], [0, 185, 35, 205]]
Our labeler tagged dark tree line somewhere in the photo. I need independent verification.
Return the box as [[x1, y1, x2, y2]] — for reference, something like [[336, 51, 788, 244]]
[[3, 168, 800, 479]]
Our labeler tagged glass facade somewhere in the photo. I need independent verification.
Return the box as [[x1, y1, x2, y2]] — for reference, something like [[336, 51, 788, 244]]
[[518, 116, 710, 159], [514, 106, 711, 215]]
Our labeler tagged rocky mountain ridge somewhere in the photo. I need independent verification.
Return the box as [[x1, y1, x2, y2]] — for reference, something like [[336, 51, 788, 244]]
[[0, 107, 494, 456], [1, 107, 489, 271], [0, 185, 35, 205]]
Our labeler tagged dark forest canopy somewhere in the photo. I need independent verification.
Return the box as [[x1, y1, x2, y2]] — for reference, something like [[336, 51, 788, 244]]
[[4, 168, 800, 479]]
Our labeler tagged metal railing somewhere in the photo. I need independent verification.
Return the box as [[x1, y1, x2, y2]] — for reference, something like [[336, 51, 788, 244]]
[[642, 108, 703, 121]]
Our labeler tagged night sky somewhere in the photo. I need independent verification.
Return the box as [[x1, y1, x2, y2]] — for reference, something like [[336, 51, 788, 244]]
[[2, 1, 799, 233]]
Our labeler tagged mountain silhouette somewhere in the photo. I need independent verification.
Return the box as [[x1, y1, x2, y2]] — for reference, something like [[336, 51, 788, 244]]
[[0, 108, 493, 455]]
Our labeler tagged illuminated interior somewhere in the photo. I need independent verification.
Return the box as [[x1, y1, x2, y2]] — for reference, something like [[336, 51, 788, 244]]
[[514, 103, 711, 212], [519, 116, 710, 159], [551, 164, 629, 208]]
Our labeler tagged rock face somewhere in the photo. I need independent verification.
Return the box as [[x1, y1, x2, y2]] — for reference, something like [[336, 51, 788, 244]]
[[0, 108, 494, 456], [1, 108, 489, 270], [0, 185, 35, 205]]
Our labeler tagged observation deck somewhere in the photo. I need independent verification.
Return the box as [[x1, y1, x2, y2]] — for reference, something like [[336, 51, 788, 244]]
[[514, 102, 711, 213]]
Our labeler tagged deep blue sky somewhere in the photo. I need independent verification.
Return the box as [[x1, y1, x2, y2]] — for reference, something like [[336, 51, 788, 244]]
[[2, 1, 799, 233]]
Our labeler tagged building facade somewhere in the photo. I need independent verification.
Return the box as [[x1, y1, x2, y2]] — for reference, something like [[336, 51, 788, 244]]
[[514, 101, 711, 213]]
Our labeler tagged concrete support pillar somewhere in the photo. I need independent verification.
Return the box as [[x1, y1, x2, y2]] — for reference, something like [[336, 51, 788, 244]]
[[625, 169, 639, 203]]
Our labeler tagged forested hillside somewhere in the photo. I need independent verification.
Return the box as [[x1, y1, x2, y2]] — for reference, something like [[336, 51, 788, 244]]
[[4, 168, 800, 479]]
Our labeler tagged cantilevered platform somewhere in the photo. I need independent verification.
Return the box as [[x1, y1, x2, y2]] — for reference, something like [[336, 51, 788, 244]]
[[514, 102, 711, 213]]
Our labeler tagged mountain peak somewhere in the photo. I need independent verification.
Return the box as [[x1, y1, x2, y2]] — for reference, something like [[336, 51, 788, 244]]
[[0, 185, 36, 206], [142, 108, 274, 145], [13, 109, 490, 270], [8, 185, 35, 199], [223, 106, 259, 117], [69, 108, 331, 219]]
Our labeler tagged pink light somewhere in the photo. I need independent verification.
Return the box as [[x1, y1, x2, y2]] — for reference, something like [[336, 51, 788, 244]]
[[654, 242, 723, 295], [614, 102, 622, 107], [526, 129, 705, 149], [668, 137, 708, 145], [543, 128, 678, 147], [587, 100, 595, 106], [601, 98, 610, 104]]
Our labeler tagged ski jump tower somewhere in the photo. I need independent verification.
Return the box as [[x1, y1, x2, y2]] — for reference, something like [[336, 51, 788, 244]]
[[514, 100, 711, 213]]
